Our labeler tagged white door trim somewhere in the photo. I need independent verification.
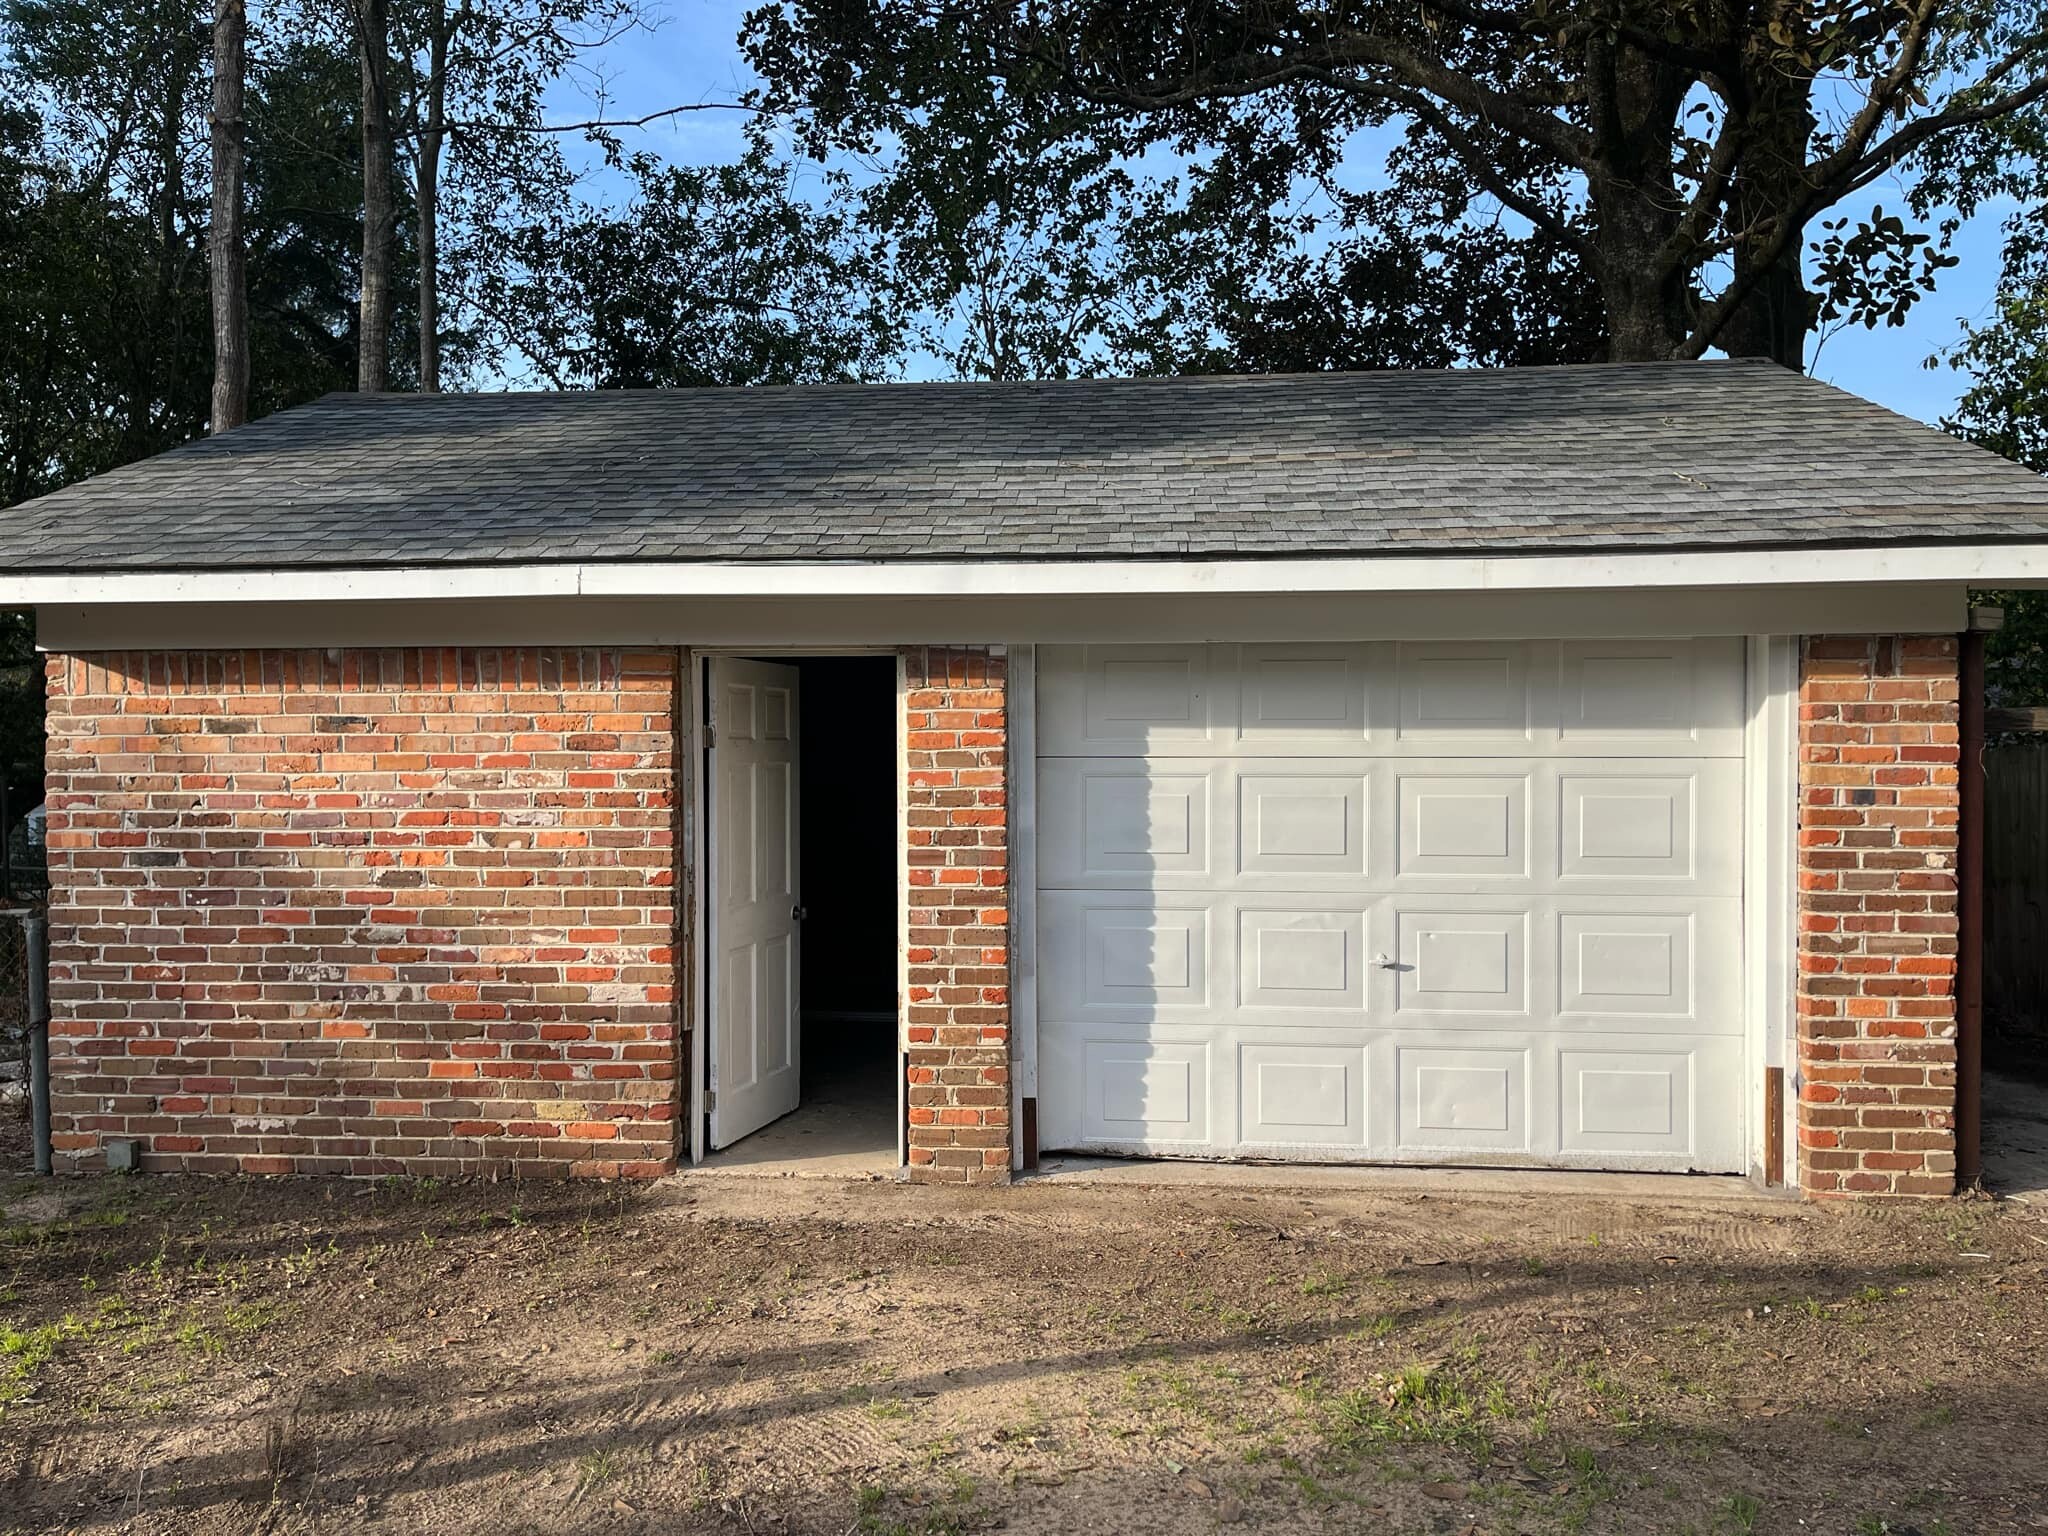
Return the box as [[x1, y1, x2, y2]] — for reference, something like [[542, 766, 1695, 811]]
[[684, 646, 906, 1168], [1009, 644, 1039, 1169], [1742, 635, 1800, 1188], [895, 649, 909, 1171]]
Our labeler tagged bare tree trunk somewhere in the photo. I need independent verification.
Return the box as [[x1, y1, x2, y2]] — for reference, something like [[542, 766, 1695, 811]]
[[209, 0, 249, 430], [417, 0, 449, 392], [1717, 7, 1819, 368], [1581, 40, 1695, 362], [356, 0, 394, 392]]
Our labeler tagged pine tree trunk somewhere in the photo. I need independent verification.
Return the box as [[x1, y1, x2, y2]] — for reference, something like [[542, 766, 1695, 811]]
[[209, 0, 249, 431], [417, 0, 449, 392], [357, 0, 394, 393]]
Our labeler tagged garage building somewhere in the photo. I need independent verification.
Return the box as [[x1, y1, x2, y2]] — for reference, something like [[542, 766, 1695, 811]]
[[6, 360, 2045, 1196]]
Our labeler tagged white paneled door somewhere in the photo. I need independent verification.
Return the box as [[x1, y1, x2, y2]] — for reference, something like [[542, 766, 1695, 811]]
[[1035, 641, 1748, 1172], [710, 658, 802, 1149]]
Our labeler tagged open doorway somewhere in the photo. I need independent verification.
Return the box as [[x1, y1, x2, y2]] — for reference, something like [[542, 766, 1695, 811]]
[[701, 654, 900, 1174]]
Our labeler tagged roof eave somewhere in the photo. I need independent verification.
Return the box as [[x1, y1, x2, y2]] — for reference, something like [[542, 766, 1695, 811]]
[[9, 541, 2048, 607]]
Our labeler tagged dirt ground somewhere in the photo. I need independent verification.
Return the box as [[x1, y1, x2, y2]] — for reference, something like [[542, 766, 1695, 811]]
[[3, 1127, 2047, 1535]]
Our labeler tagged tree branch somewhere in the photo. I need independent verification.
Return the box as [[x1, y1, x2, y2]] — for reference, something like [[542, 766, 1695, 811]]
[[1301, 69, 1594, 257], [1034, 19, 1598, 171], [437, 100, 762, 136], [1686, 7, 2048, 356]]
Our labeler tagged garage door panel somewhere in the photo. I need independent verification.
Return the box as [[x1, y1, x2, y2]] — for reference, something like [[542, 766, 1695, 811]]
[[1559, 638, 1745, 755], [1396, 770, 1531, 880], [1559, 1048, 1696, 1157], [1238, 906, 1370, 1016], [1557, 760, 1741, 893], [1560, 910, 1694, 1020], [1394, 908, 1532, 1017], [1039, 890, 1219, 1024], [1043, 642, 1745, 760], [1238, 771, 1371, 878], [1234, 644, 1382, 749], [1238, 1043, 1369, 1150], [1396, 1045, 1533, 1156], [1038, 644, 1223, 754], [1395, 641, 1540, 744], [1079, 1038, 1215, 1148], [1038, 759, 1222, 885]]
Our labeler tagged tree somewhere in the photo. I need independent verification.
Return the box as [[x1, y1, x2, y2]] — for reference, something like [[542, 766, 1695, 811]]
[[745, 0, 2048, 371], [1951, 265, 2048, 475], [413, 0, 449, 391], [392, 0, 653, 393], [1, 0, 420, 495], [208, 0, 248, 429], [1903, 70, 2048, 703], [350, 0, 396, 391], [473, 147, 901, 388], [1946, 233, 2048, 705], [3, 0, 214, 480]]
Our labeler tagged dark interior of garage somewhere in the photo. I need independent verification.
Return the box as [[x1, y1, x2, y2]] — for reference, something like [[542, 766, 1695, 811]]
[[794, 655, 899, 1121]]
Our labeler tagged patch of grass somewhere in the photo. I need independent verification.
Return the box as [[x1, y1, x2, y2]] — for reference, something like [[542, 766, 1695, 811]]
[[852, 1478, 977, 1536], [1325, 1362, 1503, 1460], [575, 1448, 622, 1491], [2, 1318, 81, 1413], [1551, 1444, 1617, 1533], [1717, 1492, 1763, 1535], [173, 1321, 224, 1356], [1300, 1271, 1347, 1298], [222, 1301, 276, 1336], [867, 1395, 913, 1421]]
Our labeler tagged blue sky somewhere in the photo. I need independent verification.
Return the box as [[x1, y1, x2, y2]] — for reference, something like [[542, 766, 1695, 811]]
[[560, 0, 2014, 427]]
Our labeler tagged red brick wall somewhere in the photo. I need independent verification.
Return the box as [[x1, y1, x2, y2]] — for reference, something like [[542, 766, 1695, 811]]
[[1797, 635, 1961, 1197], [901, 646, 1011, 1183], [44, 648, 678, 1178]]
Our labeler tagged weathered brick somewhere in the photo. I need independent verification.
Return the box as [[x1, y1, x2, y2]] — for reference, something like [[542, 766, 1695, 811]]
[[44, 648, 680, 1178], [1797, 637, 1959, 1199], [899, 647, 1011, 1184]]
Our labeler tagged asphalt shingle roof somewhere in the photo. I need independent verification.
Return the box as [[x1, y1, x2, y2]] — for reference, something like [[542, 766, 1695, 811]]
[[3, 360, 2045, 573]]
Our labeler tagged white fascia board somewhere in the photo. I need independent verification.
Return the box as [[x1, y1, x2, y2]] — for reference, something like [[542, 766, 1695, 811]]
[[6, 542, 2048, 605]]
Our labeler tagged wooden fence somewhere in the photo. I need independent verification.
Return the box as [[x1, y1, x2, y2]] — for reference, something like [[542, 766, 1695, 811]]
[[1987, 741, 2048, 1060]]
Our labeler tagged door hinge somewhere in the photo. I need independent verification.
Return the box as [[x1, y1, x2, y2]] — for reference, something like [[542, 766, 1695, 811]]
[[704, 1087, 716, 1112]]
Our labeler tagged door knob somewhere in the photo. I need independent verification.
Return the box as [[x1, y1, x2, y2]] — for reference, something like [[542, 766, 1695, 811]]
[[792, 904, 808, 921]]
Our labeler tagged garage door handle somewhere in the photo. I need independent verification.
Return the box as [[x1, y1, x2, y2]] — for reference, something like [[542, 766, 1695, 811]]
[[1373, 952, 1396, 969]]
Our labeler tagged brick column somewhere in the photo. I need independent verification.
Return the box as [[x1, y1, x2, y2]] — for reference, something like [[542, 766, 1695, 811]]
[[1797, 635, 1960, 1197], [901, 646, 1010, 1183]]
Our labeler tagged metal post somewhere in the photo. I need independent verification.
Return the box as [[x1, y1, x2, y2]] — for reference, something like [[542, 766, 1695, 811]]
[[25, 913, 50, 1175]]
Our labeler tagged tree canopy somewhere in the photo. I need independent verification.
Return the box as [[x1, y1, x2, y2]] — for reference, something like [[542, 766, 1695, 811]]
[[742, 0, 2048, 372]]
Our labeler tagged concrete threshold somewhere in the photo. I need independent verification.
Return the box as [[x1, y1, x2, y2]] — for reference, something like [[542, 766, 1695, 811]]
[[1025, 1155, 1781, 1204]]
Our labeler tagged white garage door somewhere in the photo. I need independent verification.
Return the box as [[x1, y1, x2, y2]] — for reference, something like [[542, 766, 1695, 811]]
[[1035, 641, 1747, 1173]]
